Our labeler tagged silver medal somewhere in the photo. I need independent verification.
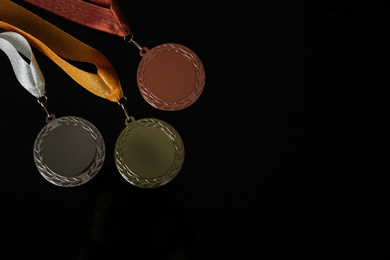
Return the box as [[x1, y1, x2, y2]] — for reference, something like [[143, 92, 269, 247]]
[[0, 32, 106, 187], [34, 115, 105, 187]]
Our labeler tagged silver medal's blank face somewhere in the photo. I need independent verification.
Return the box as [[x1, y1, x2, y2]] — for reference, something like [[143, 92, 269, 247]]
[[115, 118, 184, 188], [34, 116, 105, 187], [42, 125, 97, 177]]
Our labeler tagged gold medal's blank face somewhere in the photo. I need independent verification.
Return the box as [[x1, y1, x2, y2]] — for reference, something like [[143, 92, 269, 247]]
[[42, 125, 97, 177], [145, 51, 196, 102], [122, 127, 175, 178]]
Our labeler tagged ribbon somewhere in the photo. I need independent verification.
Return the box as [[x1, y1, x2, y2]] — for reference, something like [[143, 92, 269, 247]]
[[0, 0, 123, 102], [19, 0, 130, 37], [0, 31, 45, 98]]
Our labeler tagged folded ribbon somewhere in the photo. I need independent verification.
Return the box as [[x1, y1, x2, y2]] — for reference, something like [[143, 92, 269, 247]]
[[0, 31, 45, 98], [19, 0, 130, 37], [0, 0, 123, 102]]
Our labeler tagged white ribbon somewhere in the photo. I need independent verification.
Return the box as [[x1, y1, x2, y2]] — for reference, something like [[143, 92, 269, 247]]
[[0, 31, 45, 98]]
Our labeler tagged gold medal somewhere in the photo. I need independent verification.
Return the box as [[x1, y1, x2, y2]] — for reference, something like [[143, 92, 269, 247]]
[[115, 104, 184, 188]]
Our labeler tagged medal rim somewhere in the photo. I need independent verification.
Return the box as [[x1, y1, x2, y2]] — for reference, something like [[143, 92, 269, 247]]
[[114, 118, 184, 188], [33, 116, 105, 187], [137, 43, 205, 111]]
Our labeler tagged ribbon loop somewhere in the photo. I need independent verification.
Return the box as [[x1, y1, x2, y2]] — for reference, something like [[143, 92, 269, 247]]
[[19, 0, 130, 37], [0, 0, 124, 102], [0, 31, 45, 98]]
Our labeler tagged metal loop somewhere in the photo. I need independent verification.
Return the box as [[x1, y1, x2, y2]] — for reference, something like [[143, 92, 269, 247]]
[[117, 96, 134, 125], [117, 96, 127, 106], [124, 34, 143, 51], [37, 95, 53, 121], [37, 95, 48, 105], [123, 34, 133, 44]]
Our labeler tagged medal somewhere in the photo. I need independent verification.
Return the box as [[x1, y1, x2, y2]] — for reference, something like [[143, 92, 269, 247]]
[[0, 31, 105, 187], [17, 0, 206, 111], [131, 40, 205, 111], [33, 112, 105, 187], [0, 4, 185, 187], [115, 102, 184, 188]]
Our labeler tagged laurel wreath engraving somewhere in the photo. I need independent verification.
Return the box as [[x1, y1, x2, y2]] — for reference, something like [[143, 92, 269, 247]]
[[115, 118, 184, 188], [137, 43, 205, 111], [33, 116, 105, 187]]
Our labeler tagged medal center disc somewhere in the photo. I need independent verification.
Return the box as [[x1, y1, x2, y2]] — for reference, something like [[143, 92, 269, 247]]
[[145, 52, 196, 102], [122, 127, 175, 178], [42, 125, 97, 177]]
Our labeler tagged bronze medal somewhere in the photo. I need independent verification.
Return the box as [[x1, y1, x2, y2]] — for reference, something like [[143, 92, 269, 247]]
[[137, 43, 205, 111]]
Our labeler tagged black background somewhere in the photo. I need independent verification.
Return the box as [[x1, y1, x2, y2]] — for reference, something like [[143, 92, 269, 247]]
[[0, 0, 388, 259]]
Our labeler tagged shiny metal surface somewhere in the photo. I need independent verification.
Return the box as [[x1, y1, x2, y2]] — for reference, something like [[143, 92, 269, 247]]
[[115, 118, 184, 188], [137, 43, 205, 111], [33, 116, 105, 187]]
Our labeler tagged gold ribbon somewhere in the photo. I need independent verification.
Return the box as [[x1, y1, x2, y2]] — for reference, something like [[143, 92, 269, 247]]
[[0, 0, 123, 102]]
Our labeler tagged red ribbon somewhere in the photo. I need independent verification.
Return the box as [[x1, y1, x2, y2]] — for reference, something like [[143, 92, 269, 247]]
[[20, 0, 130, 37]]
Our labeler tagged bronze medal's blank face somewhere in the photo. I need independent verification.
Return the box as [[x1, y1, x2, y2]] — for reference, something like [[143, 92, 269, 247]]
[[42, 125, 97, 177], [122, 127, 175, 178], [137, 43, 205, 111], [146, 52, 196, 102]]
